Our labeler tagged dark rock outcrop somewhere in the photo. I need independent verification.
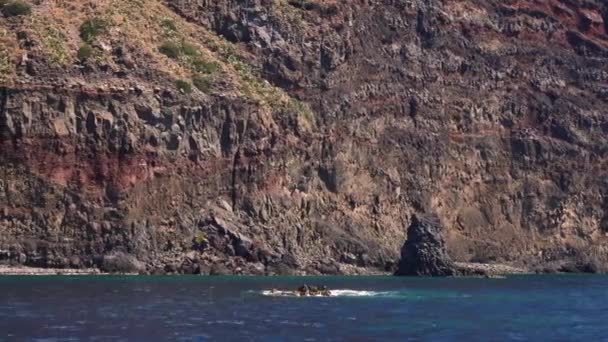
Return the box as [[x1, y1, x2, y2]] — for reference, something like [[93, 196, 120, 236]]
[[396, 215, 456, 276]]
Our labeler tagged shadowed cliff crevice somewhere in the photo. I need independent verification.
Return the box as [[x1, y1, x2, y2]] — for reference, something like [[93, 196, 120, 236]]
[[0, 87, 11, 142]]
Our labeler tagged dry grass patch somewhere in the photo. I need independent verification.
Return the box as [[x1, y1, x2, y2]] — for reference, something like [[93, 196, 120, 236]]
[[29, 17, 71, 64], [0, 26, 20, 80], [0, 0, 314, 124]]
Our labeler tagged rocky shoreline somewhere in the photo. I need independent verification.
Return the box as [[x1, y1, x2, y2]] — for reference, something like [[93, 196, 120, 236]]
[[0, 265, 105, 276], [0, 262, 594, 277], [0, 214, 595, 277], [0, 263, 389, 276], [454, 262, 529, 276]]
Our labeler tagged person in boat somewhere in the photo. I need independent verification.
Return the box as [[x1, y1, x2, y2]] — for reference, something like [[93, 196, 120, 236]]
[[296, 285, 331, 296]]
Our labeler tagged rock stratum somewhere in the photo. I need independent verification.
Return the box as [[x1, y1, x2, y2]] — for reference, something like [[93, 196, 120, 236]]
[[1, 0, 608, 275]]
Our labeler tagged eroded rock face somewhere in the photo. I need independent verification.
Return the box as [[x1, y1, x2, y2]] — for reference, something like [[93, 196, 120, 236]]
[[1, 0, 608, 274], [396, 215, 455, 276]]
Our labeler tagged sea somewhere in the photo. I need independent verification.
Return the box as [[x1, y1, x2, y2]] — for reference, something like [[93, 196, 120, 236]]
[[0, 274, 606, 341]]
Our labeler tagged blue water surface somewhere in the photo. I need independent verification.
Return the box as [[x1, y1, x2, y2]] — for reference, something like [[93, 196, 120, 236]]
[[0, 274, 607, 341]]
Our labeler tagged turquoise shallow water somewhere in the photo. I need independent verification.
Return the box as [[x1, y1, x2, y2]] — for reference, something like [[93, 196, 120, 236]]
[[1, 274, 607, 341]]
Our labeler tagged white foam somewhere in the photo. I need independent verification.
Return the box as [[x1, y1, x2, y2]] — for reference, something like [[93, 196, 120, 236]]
[[261, 289, 391, 297], [331, 290, 387, 297], [261, 290, 320, 297], [205, 320, 245, 325]]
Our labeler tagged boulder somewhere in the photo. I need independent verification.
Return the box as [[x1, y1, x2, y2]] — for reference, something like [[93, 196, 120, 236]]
[[99, 252, 145, 274], [209, 262, 232, 276], [395, 214, 456, 276]]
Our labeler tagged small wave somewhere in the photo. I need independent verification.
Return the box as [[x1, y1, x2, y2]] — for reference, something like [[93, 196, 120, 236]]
[[261, 289, 394, 297], [205, 320, 245, 326], [331, 290, 390, 297], [278, 320, 324, 328], [261, 290, 315, 297]]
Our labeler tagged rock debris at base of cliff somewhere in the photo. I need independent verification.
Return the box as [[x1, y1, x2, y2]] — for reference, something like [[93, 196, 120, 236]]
[[1, 0, 608, 275]]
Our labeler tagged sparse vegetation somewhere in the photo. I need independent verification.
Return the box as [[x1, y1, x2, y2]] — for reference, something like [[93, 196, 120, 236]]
[[0, 0, 289, 111], [39, 25, 69, 64], [2, 0, 30, 16], [0, 52, 11, 77], [158, 41, 181, 59], [192, 74, 211, 93], [225, 52, 283, 107], [192, 58, 219, 74], [79, 17, 108, 43], [289, 98, 307, 113], [180, 41, 199, 57], [194, 233, 207, 245], [289, 98, 315, 127], [2, 0, 32, 17], [77, 44, 94, 61], [175, 79, 192, 93], [160, 18, 177, 33], [159, 40, 207, 63], [193, 233, 208, 251]]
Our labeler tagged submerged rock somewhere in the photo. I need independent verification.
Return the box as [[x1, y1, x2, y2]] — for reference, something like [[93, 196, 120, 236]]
[[395, 214, 456, 276], [267, 285, 332, 297]]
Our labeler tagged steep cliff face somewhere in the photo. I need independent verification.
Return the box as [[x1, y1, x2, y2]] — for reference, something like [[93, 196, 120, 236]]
[[1, 0, 608, 274]]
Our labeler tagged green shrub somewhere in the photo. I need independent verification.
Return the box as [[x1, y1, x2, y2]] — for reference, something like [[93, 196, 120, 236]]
[[160, 18, 177, 33], [192, 58, 219, 74], [159, 41, 180, 59], [77, 44, 94, 60], [192, 233, 208, 251], [180, 41, 200, 57], [192, 74, 211, 93], [175, 79, 192, 93], [0, 52, 12, 76], [80, 17, 108, 43], [2, 0, 32, 17], [194, 233, 207, 245]]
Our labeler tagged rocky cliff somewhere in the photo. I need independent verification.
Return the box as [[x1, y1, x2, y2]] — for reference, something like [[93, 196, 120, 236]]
[[1, 0, 608, 274]]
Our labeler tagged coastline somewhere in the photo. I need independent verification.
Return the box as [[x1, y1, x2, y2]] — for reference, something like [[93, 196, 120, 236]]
[[0, 265, 105, 276], [0, 265, 388, 276], [1, 261, 597, 277], [0, 262, 530, 276], [454, 262, 530, 276]]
